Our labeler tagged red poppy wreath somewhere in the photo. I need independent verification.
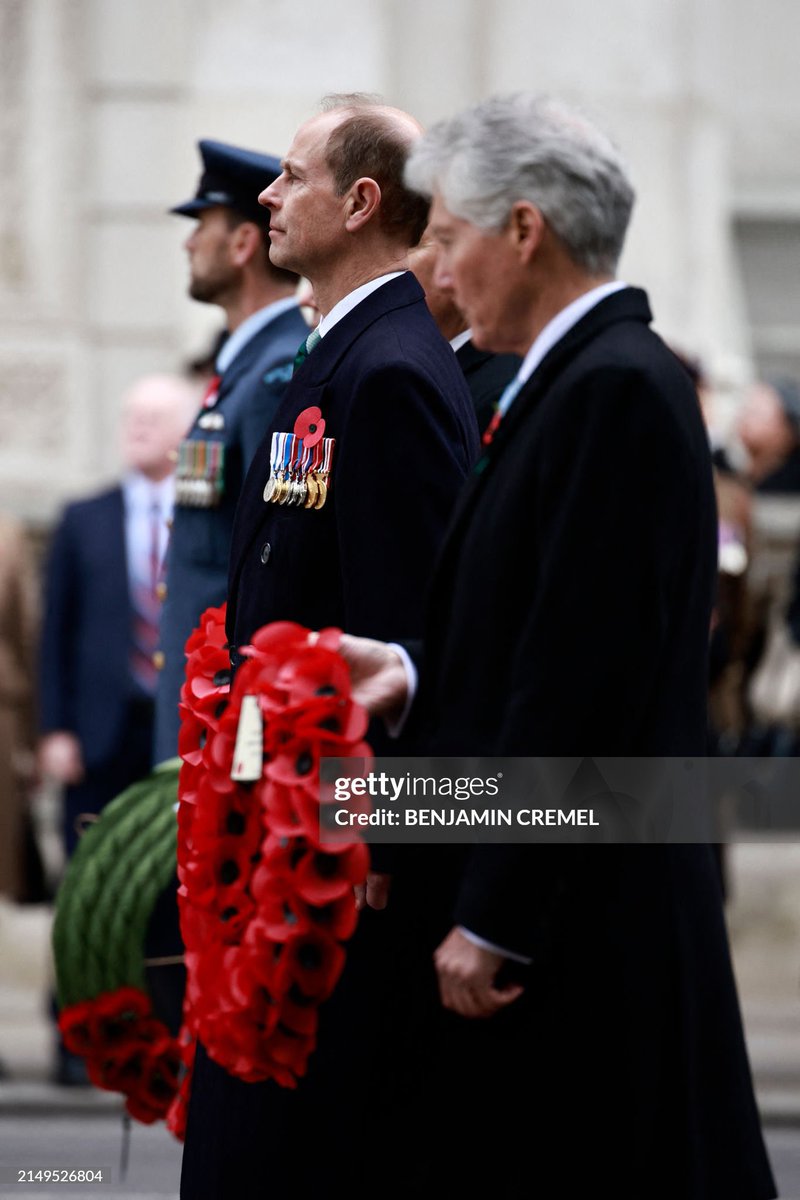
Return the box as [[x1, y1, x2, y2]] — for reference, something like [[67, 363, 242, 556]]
[[177, 605, 372, 1087]]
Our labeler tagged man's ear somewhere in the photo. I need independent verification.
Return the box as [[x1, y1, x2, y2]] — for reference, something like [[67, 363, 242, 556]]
[[508, 201, 546, 263], [344, 177, 382, 234], [229, 220, 263, 267]]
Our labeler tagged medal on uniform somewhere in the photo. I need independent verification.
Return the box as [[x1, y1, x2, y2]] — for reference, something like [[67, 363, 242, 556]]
[[314, 437, 335, 510], [262, 418, 333, 511], [263, 432, 281, 503], [198, 411, 225, 431], [176, 435, 226, 508], [277, 433, 295, 505]]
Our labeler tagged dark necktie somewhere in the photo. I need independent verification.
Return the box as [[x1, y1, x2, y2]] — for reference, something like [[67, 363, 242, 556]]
[[129, 500, 163, 696], [292, 327, 322, 374]]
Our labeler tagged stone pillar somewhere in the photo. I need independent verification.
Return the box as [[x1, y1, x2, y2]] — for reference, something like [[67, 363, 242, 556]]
[[0, 0, 89, 522]]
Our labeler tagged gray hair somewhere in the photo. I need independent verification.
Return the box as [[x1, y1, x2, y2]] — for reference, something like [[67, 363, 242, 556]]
[[404, 93, 635, 276]]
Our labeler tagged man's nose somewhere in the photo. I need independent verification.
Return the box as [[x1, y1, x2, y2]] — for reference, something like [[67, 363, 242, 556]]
[[433, 258, 454, 292], [259, 180, 278, 210]]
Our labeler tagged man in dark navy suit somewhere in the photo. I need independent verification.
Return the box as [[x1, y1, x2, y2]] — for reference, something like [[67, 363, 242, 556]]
[[39, 374, 197, 852], [154, 140, 309, 763], [339, 95, 777, 1199], [180, 96, 478, 1198]]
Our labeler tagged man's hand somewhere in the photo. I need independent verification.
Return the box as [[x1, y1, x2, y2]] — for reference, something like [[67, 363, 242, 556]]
[[434, 927, 525, 1019], [38, 732, 85, 786], [354, 871, 392, 911], [338, 634, 409, 721]]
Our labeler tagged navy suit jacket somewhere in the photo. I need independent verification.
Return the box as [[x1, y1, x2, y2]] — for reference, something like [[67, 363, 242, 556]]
[[154, 304, 309, 761], [227, 272, 479, 648], [181, 272, 478, 1200], [39, 487, 134, 769]]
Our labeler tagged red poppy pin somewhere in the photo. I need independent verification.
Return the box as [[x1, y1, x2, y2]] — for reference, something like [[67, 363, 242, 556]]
[[293, 406, 325, 448]]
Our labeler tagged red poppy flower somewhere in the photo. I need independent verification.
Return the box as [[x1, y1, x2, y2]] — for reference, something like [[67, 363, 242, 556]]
[[293, 406, 325, 448], [183, 604, 228, 661], [300, 893, 358, 941], [58, 1000, 101, 1055], [293, 842, 369, 905], [125, 1039, 182, 1124], [246, 871, 310, 941], [282, 928, 346, 1000], [176, 607, 372, 1090], [267, 1026, 316, 1077], [279, 988, 321, 1037]]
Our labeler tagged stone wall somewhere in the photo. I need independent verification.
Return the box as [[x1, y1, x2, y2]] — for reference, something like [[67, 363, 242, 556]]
[[1, 0, 799, 523]]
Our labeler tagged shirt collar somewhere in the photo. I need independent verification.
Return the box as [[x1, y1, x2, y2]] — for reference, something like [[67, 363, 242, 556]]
[[449, 328, 473, 353], [515, 281, 628, 388], [123, 471, 175, 512], [317, 272, 406, 339], [216, 296, 301, 374]]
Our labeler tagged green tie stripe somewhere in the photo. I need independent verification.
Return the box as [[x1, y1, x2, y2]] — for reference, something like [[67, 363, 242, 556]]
[[292, 326, 322, 374]]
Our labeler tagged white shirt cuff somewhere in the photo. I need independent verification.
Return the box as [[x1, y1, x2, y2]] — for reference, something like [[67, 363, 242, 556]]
[[384, 642, 417, 738], [457, 926, 533, 965]]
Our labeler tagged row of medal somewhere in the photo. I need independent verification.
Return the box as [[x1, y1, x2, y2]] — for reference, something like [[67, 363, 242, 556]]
[[262, 431, 335, 509], [176, 438, 226, 508]]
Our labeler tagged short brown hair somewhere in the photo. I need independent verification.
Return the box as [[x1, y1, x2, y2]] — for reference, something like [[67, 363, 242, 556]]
[[223, 210, 299, 287], [323, 109, 429, 248]]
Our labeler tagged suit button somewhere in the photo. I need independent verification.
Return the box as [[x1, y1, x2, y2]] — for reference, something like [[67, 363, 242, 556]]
[[260, 542, 271, 564], [152, 651, 165, 671], [156, 581, 167, 601]]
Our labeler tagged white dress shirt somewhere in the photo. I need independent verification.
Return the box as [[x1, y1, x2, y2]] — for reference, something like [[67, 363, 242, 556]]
[[317, 272, 406, 338], [123, 472, 175, 587]]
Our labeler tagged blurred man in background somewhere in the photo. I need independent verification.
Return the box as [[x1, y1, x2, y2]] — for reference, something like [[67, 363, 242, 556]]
[[38, 373, 196, 1083], [39, 374, 197, 852], [409, 225, 520, 434]]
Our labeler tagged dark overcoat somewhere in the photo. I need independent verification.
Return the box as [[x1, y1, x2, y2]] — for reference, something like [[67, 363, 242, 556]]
[[407, 287, 776, 1199], [180, 272, 479, 1198]]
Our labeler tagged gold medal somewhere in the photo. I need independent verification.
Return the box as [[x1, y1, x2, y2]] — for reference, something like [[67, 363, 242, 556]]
[[304, 472, 319, 509], [314, 475, 328, 510]]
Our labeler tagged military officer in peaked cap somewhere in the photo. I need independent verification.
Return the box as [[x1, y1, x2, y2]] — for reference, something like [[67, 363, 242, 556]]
[[146, 142, 309, 1035], [153, 139, 309, 763]]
